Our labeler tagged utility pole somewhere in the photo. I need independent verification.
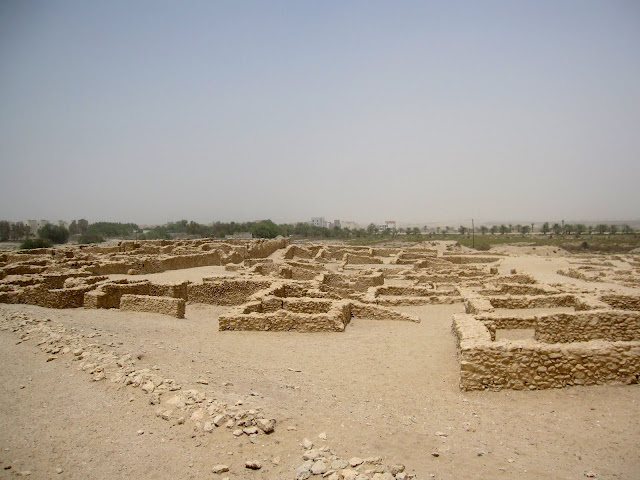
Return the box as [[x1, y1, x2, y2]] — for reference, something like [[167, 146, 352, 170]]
[[472, 218, 475, 249]]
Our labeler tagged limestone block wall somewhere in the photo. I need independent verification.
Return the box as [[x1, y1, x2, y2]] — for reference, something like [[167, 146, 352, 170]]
[[349, 301, 420, 323], [366, 285, 461, 306], [458, 288, 494, 314], [442, 255, 500, 264], [149, 282, 188, 300], [84, 281, 151, 309], [535, 311, 640, 343], [187, 280, 271, 306], [343, 254, 383, 265], [283, 245, 315, 260], [452, 313, 640, 390], [488, 294, 577, 309], [601, 294, 640, 311], [278, 266, 318, 281], [120, 294, 185, 318], [246, 237, 289, 258], [219, 299, 352, 332], [478, 283, 557, 296]]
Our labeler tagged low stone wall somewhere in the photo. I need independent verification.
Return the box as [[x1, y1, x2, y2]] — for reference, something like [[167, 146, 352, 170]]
[[187, 279, 271, 306], [488, 294, 577, 309], [219, 299, 351, 332], [601, 294, 640, 311], [120, 294, 186, 318], [149, 282, 188, 300], [442, 255, 500, 264], [219, 296, 419, 332], [84, 281, 151, 309], [452, 313, 640, 390], [478, 283, 556, 296], [535, 311, 640, 343], [349, 302, 420, 323], [343, 253, 383, 265]]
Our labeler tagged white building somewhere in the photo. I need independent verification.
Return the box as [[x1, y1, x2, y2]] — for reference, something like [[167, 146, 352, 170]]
[[310, 217, 330, 228]]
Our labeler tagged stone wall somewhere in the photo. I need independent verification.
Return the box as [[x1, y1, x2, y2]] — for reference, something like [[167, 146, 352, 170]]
[[535, 311, 640, 343], [219, 299, 352, 332], [187, 280, 272, 306], [343, 254, 383, 265], [452, 313, 640, 390], [601, 294, 640, 311], [120, 294, 186, 318], [84, 281, 151, 309]]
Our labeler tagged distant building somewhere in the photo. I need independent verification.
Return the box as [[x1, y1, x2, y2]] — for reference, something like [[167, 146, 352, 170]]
[[341, 221, 359, 230], [334, 219, 341, 228], [378, 220, 396, 232], [310, 217, 330, 228]]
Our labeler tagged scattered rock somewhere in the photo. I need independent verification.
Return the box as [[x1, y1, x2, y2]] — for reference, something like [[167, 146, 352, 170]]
[[302, 438, 314, 449], [310, 460, 328, 475], [212, 465, 230, 474], [245, 460, 261, 470], [349, 457, 364, 467], [318, 432, 327, 440], [255, 418, 276, 434], [213, 414, 231, 426]]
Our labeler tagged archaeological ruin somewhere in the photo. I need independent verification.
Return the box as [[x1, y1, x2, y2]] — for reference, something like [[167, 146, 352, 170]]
[[1, 237, 639, 395]]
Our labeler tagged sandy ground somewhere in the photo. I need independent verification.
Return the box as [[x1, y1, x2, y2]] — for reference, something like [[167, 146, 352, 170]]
[[1, 247, 639, 479]]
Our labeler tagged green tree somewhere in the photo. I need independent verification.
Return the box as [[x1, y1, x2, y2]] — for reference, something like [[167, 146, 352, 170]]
[[499, 224, 508, 235], [38, 224, 70, 244], [609, 224, 618, 235], [0, 220, 10, 241], [480, 225, 488, 235], [20, 238, 52, 249], [78, 233, 105, 244], [10, 222, 28, 240], [552, 223, 562, 235], [521, 225, 530, 236], [250, 220, 280, 239], [68, 220, 79, 235], [541, 222, 550, 235], [622, 224, 634, 234], [490, 225, 498, 235], [458, 225, 468, 235], [596, 224, 608, 235], [575, 224, 586, 236], [367, 223, 377, 235], [77, 219, 89, 234]]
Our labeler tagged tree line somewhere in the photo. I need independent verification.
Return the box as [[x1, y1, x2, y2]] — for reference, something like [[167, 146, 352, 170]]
[[2, 218, 636, 250], [449, 222, 635, 236]]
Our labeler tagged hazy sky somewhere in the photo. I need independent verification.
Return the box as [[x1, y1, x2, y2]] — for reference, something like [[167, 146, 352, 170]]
[[1, 1, 639, 226]]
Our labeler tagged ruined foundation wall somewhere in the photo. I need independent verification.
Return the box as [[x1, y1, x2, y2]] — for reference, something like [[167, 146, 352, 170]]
[[453, 314, 640, 390], [601, 294, 640, 311], [187, 280, 271, 306], [119, 294, 186, 318], [219, 301, 351, 332], [535, 311, 640, 343]]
